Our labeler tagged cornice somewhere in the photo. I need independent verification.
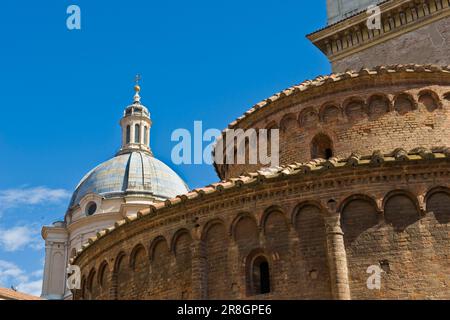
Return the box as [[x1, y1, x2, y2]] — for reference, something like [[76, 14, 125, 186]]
[[307, 0, 450, 61]]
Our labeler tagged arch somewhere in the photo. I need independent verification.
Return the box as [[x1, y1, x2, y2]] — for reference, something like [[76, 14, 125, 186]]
[[130, 244, 150, 300], [170, 228, 192, 253], [80, 275, 86, 300], [383, 190, 421, 231], [394, 93, 416, 115], [343, 97, 367, 121], [230, 212, 259, 239], [203, 219, 230, 299], [293, 202, 331, 298], [134, 124, 141, 143], [87, 268, 97, 299], [340, 195, 380, 245], [113, 251, 127, 273], [425, 186, 450, 224], [97, 261, 109, 290], [310, 133, 334, 160], [148, 236, 172, 299], [298, 107, 318, 128], [232, 213, 259, 253], [425, 186, 450, 205], [383, 189, 421, 213], [263, 206, 290, 254], [201, 218, 227, 241], [113, 251, 128, 300], [266, 121, 279, 131], [172, 229, 193, 299], [338, 193, 380, 214], [294, 202, 327, 251], [367, 94, 390, 118], [129, 244, 147, 269], [149, 236, 170, 261], [172, 229, 193, 256], [418, 90, 441, 112], [320, 104, 341, 124], [280, 113, 297, 133], [292, 200, 325, 227], [245, 251, 272, 296], [261, 205, 288, 232]]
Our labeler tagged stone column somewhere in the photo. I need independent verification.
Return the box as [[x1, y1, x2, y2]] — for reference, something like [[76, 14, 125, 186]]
[[191, 239, 207, 300], [325, 214, 351, 300]]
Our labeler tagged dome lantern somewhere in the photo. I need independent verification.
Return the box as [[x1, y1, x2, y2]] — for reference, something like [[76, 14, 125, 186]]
[[117, 75, 152, 156]]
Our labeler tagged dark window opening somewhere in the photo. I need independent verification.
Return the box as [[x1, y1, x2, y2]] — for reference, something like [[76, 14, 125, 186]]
[[311, 134, 334, 160], [126, 125, 131, 144], [259, 261, 270, 294], [135, 124, 141, 143], [251, 256, 271, 295], [86, 202, 97, 216], [379, 260, 390, 273]]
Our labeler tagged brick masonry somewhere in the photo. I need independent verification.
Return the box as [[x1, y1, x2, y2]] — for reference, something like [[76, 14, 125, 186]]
[[217, 69, 450, 180], [73, 158, 450, 300]]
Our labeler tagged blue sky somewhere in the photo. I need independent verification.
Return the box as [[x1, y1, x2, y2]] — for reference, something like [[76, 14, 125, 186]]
[[0, 0, 329, 295]]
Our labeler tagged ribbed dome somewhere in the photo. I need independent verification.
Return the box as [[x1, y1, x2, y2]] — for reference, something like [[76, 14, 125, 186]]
[[69, 152, 189, 208]]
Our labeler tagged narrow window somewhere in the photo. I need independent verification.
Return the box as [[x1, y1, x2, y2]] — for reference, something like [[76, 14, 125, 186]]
[[311, 133, 333, 160], [259, 261, 270, 294], [126, 125, 131, 144], [144, 126, 148, 145], [251, 256, 271, 295], [135, 124, 141, 143]]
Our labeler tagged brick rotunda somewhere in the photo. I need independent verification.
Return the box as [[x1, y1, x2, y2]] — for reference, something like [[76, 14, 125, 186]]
[[70, 0, 450, 300]]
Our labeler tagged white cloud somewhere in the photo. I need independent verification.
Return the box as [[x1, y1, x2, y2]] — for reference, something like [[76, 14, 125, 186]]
[[31, 269, 43, 278], [0, 225, 43, 252], [0, 186, 68, 297], [0, 260, 42, 297], [0, 186, 70, 214], [0, 260, 27, 283], [16, 280, 42, 297]]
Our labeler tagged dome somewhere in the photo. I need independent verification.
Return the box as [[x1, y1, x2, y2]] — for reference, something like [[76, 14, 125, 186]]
[[69, 151, 189, 208]]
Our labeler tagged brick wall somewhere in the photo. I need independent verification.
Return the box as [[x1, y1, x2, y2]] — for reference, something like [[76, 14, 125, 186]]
[[73, 159, 450, 300], [218, 77, 450, 180]]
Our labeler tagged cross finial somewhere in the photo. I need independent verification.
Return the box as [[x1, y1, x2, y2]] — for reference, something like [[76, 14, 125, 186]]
[[135, 74, 141, 85]]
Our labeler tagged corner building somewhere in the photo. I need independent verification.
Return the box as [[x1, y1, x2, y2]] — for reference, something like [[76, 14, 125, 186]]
[[67, 0, 450, 300]]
